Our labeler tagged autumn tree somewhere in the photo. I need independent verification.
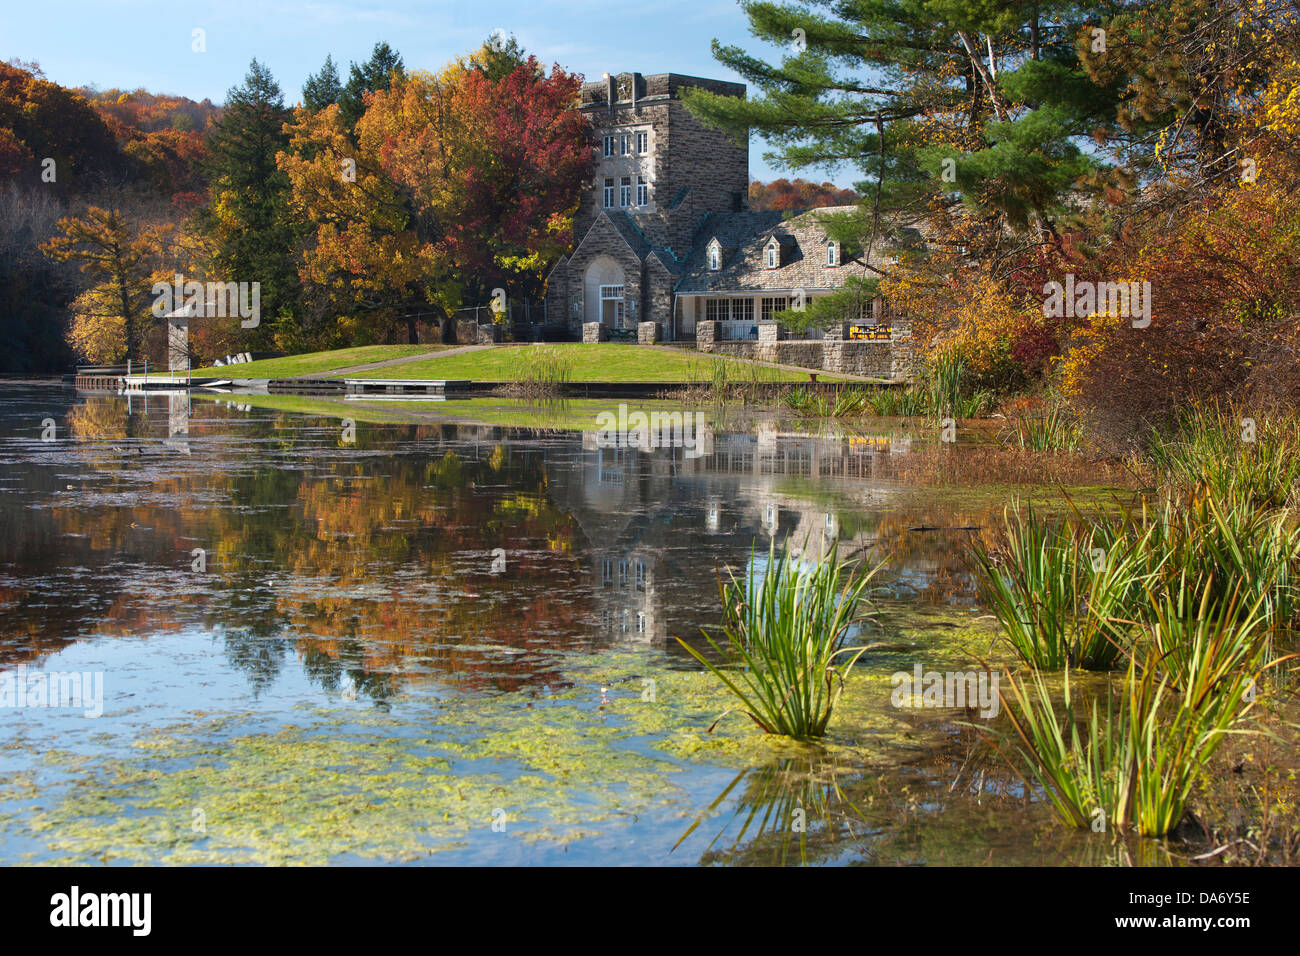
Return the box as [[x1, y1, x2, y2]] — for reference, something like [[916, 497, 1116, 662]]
[[41, 207, 172, 362], [748, 178, 858, 210], [0, 60, 124, 190], [281, 48, 591, 343]]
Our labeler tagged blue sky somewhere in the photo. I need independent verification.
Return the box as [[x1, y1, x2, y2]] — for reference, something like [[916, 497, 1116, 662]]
[[2, 0, 859, 187]]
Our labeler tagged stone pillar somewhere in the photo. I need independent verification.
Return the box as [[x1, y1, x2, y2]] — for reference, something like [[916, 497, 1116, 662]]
[[758, 321, 785, 345], [637, 321, 660, 345], [477, 324, 502, 344], [167, 317, 189, 372], [890, 321, 916, 382], [583, 321, 609, 344], [824, 323, 850, 340], [696, 320, 717, 353], [456, 318, 480, 344]]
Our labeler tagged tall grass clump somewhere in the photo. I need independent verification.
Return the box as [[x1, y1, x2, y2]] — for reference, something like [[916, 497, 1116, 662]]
[[971, 504, 1151, 670], [927, 347, 965, 419], [678, 540, 884, 739], [1004, 404, 1082, 451], [1146, 404, 1300, 510], [975, 409, 1300, 840], [504, 345, 576, 396], [783, 386, 868, 418], [996, 648, 1257, 836]]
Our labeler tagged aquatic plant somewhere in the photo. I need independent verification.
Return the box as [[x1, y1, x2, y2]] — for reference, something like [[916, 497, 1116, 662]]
[[1004, 404, 1082, 451], [971, 504, 1151, 670], [1136, 573, 1275, 711], [1145, 405, 1300, 511], [927, 347, 966, 419], [782, 386, 868, 418], [679, 539, 884, 740], [995, 648, 1257, 837]]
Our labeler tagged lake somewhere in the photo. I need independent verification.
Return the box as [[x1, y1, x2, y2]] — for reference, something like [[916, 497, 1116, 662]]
[[0, 385, 1161, 865]]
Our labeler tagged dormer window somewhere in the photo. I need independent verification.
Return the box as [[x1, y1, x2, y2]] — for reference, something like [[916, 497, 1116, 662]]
[[707, 240, 721, 272], [765, 239, 779, 269], [826, 240, 840, 267]]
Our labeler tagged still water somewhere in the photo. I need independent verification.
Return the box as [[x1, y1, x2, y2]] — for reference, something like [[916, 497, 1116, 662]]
[[0, 386, 1154, 865]]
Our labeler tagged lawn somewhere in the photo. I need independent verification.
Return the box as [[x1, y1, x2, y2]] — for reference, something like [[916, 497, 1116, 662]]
[[338, 344, 825, 383], [191, 344, 445, 379]]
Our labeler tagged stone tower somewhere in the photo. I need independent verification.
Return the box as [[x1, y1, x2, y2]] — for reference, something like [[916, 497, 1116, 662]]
[[544, 71, 748, 339]]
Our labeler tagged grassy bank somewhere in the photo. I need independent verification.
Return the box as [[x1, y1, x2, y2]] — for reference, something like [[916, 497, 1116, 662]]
[[191, 345, 446, 379], [340, 344, 831, 383]]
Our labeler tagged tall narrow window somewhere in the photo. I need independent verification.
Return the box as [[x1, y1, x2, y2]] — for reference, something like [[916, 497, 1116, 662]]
[[765, 241, 778, 269], [636, 176, 648, 206], [826, 240, 839, 267], [636, 131, 648, 154], [707, 242, 721, 271], [603, 178, 614, 208], [620, 133, 632, 156], [619, 176, 632, 207], [603, 135, 615, 158]]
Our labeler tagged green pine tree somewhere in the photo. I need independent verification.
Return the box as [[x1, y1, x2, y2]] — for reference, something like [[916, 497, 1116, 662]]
[[201, 58, 302, 348], [681, 0, 1131, 328], [339, 42, 404, 131], [302, 54, 342, 112]]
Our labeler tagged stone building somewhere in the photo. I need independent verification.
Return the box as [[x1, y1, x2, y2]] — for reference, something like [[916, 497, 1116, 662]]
[[544, 70, 899, 345]]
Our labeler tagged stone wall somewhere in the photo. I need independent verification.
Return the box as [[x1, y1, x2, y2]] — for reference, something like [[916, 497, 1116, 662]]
[[693, 325, 911, 381], [583, 322, 608, 343], [637, 321, 660, 345]]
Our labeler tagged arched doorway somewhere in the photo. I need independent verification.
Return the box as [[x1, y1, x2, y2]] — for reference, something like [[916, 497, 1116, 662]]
[[583, 256, 626, 328]]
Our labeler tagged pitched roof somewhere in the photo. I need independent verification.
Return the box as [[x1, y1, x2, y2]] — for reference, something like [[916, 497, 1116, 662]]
[[675, 205, 893, 295], [571, 210, 652, 262]]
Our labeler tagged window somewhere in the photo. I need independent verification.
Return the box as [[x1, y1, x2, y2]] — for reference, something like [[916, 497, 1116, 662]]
[[603, 178, 614, 208], [601, 557, 613, 587], [618, 560, 628, 589], [636, 131, 648, 154], [761, 297, 788, 321], [617, 78, 631, 100], [826, 240, 839, 267], [706, 299, 725, 321], [620, 133, 632, 156], [765, 241, 778, 269], [731, 298, 754, 322], [619, 176, 632, 207], [634, 560, 646, 591], [603, 136, 615, 158], [707, 242, 721, 271], [636, 176, 648, 206]]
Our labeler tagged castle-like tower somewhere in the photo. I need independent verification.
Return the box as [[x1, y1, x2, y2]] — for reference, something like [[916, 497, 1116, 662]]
[[545, 72, 748, 340]]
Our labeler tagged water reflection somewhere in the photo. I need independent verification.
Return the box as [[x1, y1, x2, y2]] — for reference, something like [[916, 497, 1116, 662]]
[[1, 391, 992, 703], [0, 388, 1161, 865]]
